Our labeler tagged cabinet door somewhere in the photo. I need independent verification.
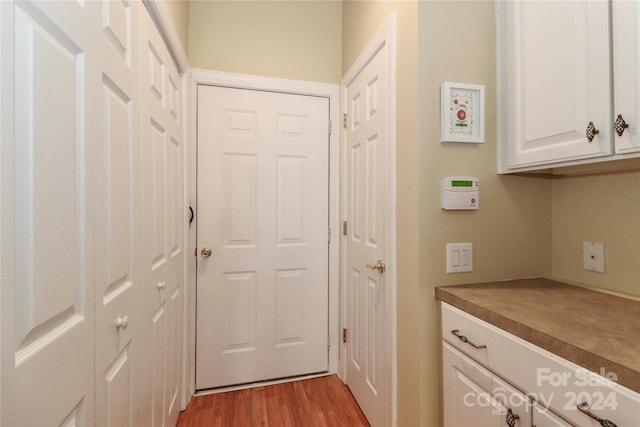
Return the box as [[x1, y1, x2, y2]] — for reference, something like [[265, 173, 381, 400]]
[[443, 342, 531, 427], [612, 0, 640, 154], [498, 1, 612, 170]]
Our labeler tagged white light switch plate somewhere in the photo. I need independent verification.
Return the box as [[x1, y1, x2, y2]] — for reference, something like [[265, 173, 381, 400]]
[[583, 241, 605, 273], [447, 243, 473, 273]]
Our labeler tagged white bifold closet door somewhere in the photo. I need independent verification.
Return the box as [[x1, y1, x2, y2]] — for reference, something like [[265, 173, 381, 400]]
[[1, 1, 100, 424], [0, 1, 184, 426]]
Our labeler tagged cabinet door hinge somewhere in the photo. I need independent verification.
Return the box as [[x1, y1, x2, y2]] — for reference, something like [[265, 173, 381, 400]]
[[342, 328, 347, 343], [328, 120, 332, 135], [342, 221, 347, 236], [328, 227, 332, 243], [343, 113, 347, 129], [328, 334, 331, 350]]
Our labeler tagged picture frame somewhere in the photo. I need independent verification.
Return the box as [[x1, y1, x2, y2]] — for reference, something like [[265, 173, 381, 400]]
[[440, 82, 485, 143]]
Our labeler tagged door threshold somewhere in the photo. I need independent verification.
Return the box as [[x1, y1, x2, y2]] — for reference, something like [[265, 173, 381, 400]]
[[194, 371, 331, 396]]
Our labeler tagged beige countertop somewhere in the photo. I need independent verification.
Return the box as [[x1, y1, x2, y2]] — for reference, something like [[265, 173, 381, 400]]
[[435, 278, 640, 394]]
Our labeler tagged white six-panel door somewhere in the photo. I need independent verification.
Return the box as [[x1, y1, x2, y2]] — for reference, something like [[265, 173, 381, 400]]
[[196, 85, 329, 390], [344, 32, 389, 427]]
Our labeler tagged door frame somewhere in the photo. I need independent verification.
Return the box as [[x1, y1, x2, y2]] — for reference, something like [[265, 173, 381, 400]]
[[188, 69, 341, 396], [340, 13, 397, 427]]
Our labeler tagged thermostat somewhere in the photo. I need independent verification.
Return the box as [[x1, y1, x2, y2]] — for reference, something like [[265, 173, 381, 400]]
[[441, 177, 479, 210]]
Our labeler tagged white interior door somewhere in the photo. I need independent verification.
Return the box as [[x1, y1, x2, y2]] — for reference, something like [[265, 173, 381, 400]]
[[344, 35, 390, 427], [94, 1, 142, 425], [1, 0, 98, 425], [196, 85, 330, 390], [139, 7, 184, 427]]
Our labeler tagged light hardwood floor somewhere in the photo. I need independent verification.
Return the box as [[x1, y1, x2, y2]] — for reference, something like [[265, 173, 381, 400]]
[[176, 375, 370, 427]]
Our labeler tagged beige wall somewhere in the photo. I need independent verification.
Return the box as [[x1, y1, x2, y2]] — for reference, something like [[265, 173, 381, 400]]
[[551, 172, 640, 297], [345, 2, 553, 426], [188, 1, 342, 83], [417, 2, 552, 425], [162, 0, 190, 56]]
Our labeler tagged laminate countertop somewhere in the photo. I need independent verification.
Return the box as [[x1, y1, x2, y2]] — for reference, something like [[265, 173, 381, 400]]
[[435, 278, 640, 394]]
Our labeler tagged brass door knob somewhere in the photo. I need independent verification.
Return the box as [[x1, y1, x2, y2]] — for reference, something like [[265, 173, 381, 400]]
[[201, 247, 212, 258], [366, 260, 385, 273]]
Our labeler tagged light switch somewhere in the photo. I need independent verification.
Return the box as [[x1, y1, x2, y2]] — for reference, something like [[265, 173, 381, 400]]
[[447, 243, 473, 273]]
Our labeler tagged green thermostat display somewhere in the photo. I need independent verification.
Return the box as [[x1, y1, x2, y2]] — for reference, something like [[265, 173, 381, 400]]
[[441, 176, 479, 210]]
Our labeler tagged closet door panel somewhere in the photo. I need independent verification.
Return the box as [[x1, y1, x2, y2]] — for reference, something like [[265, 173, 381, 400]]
[[1, 1, 98, 425], [94, 1, 143, 426], [139, 5, 184, 426]]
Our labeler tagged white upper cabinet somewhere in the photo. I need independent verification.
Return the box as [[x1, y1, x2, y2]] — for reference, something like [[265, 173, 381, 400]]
[[612, 0, 640, 155], [497, 1, 617, 172]]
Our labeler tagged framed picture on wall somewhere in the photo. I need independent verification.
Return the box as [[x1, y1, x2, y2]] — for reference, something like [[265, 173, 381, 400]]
[[440, 82, 485, 143]]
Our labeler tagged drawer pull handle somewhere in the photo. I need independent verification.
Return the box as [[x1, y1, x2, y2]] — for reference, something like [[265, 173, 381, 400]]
[[577, 402, 617, 427], [450, 329, 486, 349], [506, 408, 519, 427]]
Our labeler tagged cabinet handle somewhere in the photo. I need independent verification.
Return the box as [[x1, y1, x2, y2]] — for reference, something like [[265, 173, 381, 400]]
[[577, 402, 617, 427], [450, 329, 487, 349], [505, 408, 519, 427], [614, 114, 630, 137], [586, 121, 600, 142]]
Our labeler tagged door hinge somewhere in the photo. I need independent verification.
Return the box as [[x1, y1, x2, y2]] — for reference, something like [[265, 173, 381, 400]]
[[328, 334, 331, 350], [342, 221, 347, 236], [342, 328, 347, 343], [328, 227, 332, 242], [328, 120, 332, 135], [343, 113, 347, 129]]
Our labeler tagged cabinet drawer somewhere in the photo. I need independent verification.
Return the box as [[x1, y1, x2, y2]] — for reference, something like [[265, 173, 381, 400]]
[[441, 303, 640, 426], [443, 342, 532, 427]]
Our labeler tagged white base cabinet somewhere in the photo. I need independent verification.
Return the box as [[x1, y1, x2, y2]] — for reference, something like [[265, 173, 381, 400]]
[[441, 303, 640, 427]]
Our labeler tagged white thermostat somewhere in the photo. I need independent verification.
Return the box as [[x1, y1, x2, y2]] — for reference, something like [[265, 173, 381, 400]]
[[441, 176, 479, 210]]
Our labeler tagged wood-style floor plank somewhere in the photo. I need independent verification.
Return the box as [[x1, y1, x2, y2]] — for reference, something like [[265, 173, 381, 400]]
[[177, 375, 370, 427]]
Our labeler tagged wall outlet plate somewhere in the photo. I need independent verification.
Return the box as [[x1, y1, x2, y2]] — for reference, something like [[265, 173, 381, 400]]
[[583, 241, 605, 273]]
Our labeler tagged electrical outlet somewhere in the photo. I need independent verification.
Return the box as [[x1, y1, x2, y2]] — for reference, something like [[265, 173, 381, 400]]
[[447, 243, 473, 273], [583, 241, 605, 273]]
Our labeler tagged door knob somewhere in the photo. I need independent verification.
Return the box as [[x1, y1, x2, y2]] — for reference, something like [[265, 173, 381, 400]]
[[201, 247, 212, 258], [366, 260, 385, 274], [114, 315, 129, 329], [157, 281, 166, 290]]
